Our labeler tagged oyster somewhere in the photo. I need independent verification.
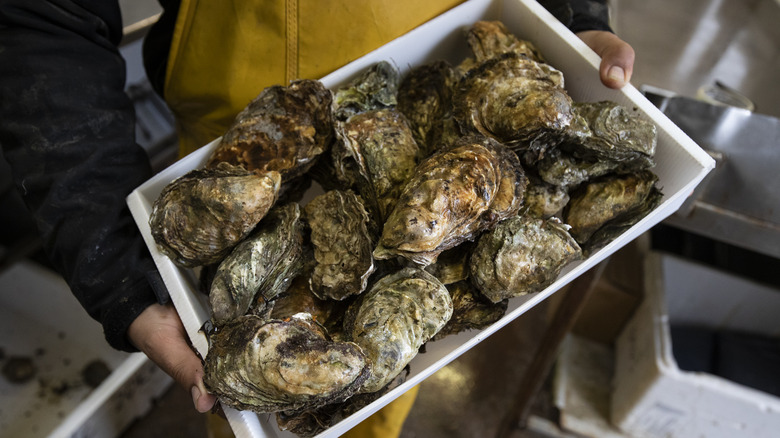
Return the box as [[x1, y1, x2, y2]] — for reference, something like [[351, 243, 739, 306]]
[[469, 215, 582, 303], [397, 60, 461, 154], [520, 175, 570, 219], [345, 268, 452, 393], [432, 280, 508, 341], [206, 79, 333, 181], [209, 203, 305, 325], [564, 170, 663, 250], [276, 368, 409, 438], [269, 273, 347, 338], [149, 162, 281, 268], [424, 241, 475, 285], [453, 52, 574, 150], [203, 313, 369, 414], [333, 108, 423, 221], [374, 135, 527, 266], [304, 190, 376, 301], [332, 61, 400, 121], [536, 101, 657, 188], [466, 20, 544, 64]]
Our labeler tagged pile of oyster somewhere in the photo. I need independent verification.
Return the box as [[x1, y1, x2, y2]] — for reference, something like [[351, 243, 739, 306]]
[[149, 20, 661, 436]]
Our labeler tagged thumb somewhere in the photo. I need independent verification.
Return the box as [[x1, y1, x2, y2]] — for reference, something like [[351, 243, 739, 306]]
[[576, 30, 636, 89], [128, 304, 218, 413]]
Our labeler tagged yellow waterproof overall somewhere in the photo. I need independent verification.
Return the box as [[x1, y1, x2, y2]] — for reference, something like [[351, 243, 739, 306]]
[[163, 1, 464, 436], [166, 0, 464, 155]]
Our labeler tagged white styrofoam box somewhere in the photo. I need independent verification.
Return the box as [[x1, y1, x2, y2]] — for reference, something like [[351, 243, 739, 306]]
[[126, 0, 715, 436], [0, 260, 172, 438], [612, 253, 780, 438]]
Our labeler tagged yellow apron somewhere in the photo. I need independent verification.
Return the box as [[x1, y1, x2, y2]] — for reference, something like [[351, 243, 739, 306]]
[[164, 0, 463, 435], [165, 0, 464, 155]]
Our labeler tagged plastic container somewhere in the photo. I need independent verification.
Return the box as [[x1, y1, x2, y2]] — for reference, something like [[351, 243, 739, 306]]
[[126, 0, 715, 436], [612, 253, 780, 438], [0, 260, 172, 438]]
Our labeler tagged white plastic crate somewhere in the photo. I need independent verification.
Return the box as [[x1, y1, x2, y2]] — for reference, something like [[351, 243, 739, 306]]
[[126, 0, 715, 436], [0, 260, 172, 438], [612, 253, 780, 438]]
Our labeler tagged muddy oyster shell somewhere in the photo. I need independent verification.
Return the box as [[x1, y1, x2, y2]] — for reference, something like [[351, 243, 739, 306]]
[[332, 61, 400, 121], [470, 215, 582, 303], [209, 203, 305, 325], [149, 162, 281, 268], [432, 280, 508, 341], [466, 20, 544, 64], [536, 101, 657, 188], [564, 170, 663, 251], [333, 109, 423, 221], [203, 313, 369, 414], [453, 52, 574, 150], [424, 241, 475, 285], [269, 273, 347, 340], [520, 175, 571, 219], [397, 60, 461, 154], [206, 79, 333, 181], [304, 190, 376, 301], [346, 268, 452, 393], [374, 135, 527, 266]]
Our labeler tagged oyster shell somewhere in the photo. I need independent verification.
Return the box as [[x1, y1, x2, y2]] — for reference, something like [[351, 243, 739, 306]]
[[424, 241, 475, 285], [206, 80, 333, 182], [346, 268, 452, 393], [276, 368, 409, 438], [564, 170, 663, 251], [470, 215, 582, 303], [149, 162, 281, 268], [432, 280, 508, 341], [520, 175, 570, 219], [209, 203, 305, 325], [453, 52, 574, 150], [536, 101, 657, 188], [332, 61, 400, 121], [333, 108, 423, 221], [304, 190, 376, 301], [203, 313, 369, 414], [397, 60, 461, 154], [374, 135, 527, 266], [466, 20, 544, 64], [269, 273, 347, 338]]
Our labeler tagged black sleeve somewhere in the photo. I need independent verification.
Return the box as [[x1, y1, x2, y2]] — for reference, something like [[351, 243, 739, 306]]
[[539, 0, 613, 33], [0, 0, 164, 352]]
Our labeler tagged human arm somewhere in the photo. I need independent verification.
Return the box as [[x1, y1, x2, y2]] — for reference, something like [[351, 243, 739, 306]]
[[0, 0, 214, 411]]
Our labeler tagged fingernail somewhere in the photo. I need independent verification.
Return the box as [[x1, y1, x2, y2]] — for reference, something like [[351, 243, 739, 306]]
[[608, 66, 626, 84], [191, 385, 201, 408]]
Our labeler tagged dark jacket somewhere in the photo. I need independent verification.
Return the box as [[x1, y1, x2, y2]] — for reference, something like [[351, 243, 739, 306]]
[[0, 0, 611, 352]]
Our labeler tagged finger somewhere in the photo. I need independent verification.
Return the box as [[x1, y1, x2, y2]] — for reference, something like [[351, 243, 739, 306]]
[[576, 30, 636, 89], [128, 304, 218, 413]]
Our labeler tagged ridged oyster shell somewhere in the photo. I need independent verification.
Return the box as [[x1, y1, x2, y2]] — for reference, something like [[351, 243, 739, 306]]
[[304, 190, 376, 301], [203, 313, 369, 414], [397, 60, 461, 154], [333, 108, 423, 221], [469, 215, 582, 303], [206, 79, 333, 182], [345, 268, 452, 393], [149, 162, 281, 268], [564, 170, 663, 251], [374, 135, 527, 266], [209, 203, 305, 325]]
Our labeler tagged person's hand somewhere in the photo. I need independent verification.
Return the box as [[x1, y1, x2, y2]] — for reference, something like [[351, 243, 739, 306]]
[[575, 30, 635, 89], [127, 303, 218, 413]]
